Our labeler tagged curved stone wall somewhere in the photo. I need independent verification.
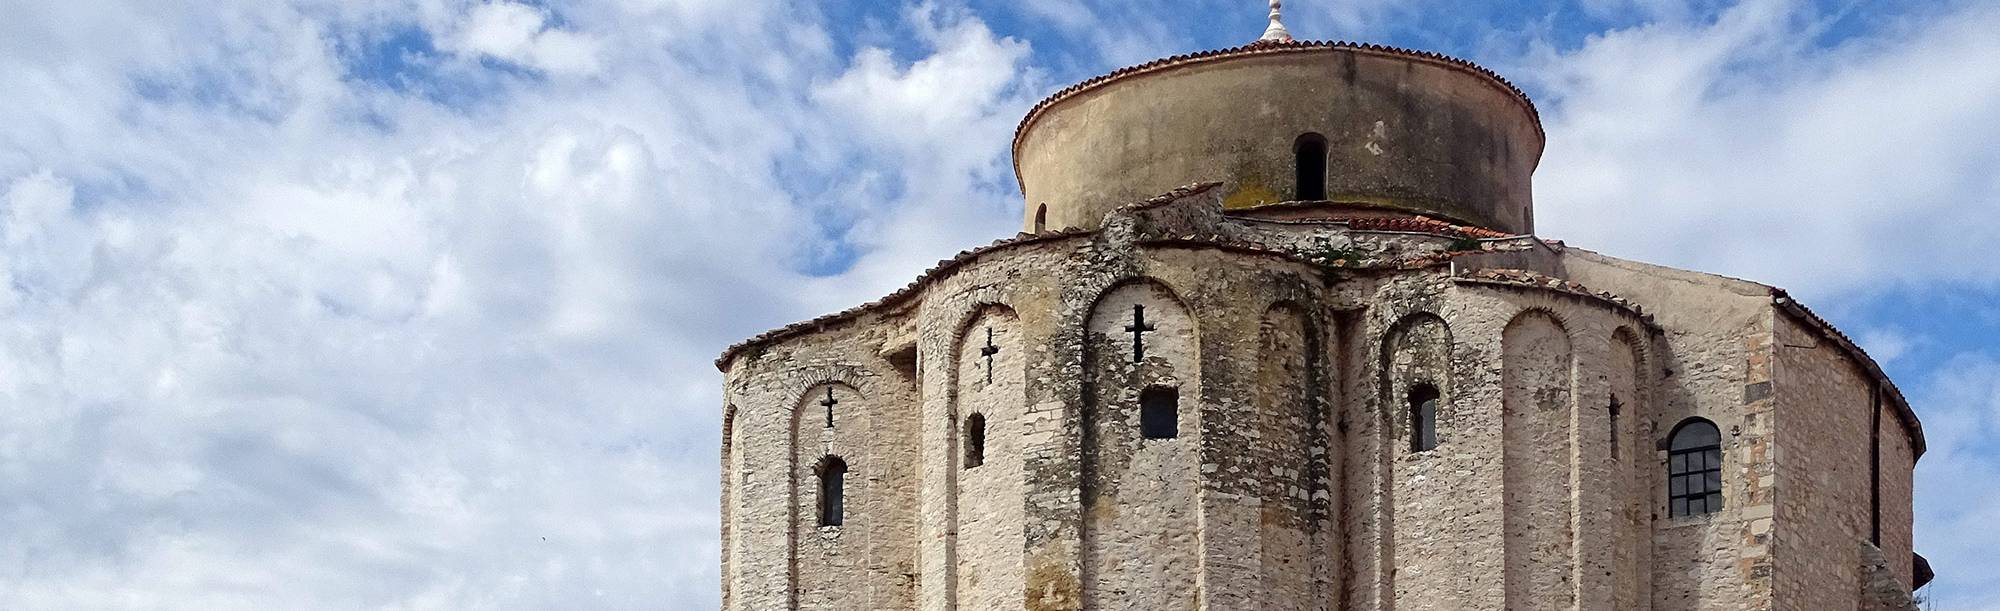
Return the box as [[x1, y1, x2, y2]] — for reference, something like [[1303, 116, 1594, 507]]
[[716, 186, 1924, 610], [1014, 44, 1544, 234]]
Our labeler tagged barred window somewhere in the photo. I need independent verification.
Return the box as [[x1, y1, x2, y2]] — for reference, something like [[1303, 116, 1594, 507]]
[[1668, 419, 1722, 517]]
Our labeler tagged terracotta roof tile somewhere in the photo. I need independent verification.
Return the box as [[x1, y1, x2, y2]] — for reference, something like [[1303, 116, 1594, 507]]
[[713, 227, 1094, 371], [1341, 216, 1514, 239], [1455, 268, 1652, 323], [1122, 182, 1224, 210], [1770, 289, 1925, 456]]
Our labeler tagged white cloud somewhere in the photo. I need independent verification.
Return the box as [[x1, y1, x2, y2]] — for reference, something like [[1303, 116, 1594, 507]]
[[1910, 353, 2000, 608], [444, 1, 605, 76], [803, 3, 1040, 305], [0, 0, 1036, 608], [1525, 0, 2000, 302], [4, 0, 1997, 607], [1855, 327, 1914, 365]]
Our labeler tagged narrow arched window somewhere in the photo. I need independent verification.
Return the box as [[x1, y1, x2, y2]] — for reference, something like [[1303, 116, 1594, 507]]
[[818, 456, 847, 527], [1667, 419, 1722, 517], [964, 413, 986, 468], [1294, 133, 1328, 201], [1034, 204, 1048, 233], [1409, 383, 1439, 452], [1140, 386, 1179, 439]]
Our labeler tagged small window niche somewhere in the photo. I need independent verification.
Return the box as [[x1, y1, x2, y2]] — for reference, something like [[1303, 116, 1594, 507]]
[[1608, 395, 1623, 460], [1294, 133, 1328, 201], [818, 456, 847, 527], [1409, 383, 1440, 453], [1140, 386, 1179, 439], [964, 413, 987, 469], [1034, 204, 1048, 233]]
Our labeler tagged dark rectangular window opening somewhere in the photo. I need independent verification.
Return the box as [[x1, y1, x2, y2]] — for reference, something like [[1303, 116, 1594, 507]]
[[1410, 383, 1440, 453], [1609, 396, 1622, 460], [818, 457, 847, 527], [1140, 386, 1178, 439], [964, 413, 986, 469], [1294, 133, 1328, 201]]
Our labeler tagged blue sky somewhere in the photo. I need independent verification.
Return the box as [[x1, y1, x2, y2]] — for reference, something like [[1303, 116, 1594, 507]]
[[0, 0, 1995, 608]]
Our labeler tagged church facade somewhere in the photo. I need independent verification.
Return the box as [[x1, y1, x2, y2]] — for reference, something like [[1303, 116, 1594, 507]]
[[715, 20, 1930, 611]]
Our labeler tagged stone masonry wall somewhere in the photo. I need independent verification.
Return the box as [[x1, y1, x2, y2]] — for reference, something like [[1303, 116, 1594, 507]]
[[721, 310, 920, 611], [1501, 309, 1577, 609], [1253, 302, 1324, 609], [718, 190, 1922, 611], [1607, 328, 1653, 610], [1080, 279, 1202, 609], [1772, 312, 1877, 611], [1879, 395, 1915, 590], [954, 306, 1027, 610], [1560, 247, 1780, 611]]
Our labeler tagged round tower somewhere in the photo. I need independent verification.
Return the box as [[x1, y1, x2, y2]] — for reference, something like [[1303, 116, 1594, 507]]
[[1014, 40, 1544, 234]]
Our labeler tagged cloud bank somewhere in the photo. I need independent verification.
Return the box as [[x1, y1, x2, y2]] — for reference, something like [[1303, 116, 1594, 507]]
[[1, 0, 1995, 608]]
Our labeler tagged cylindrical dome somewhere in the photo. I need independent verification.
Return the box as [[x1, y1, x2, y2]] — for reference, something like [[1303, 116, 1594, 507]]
[[1013, 41, 1544, 234]]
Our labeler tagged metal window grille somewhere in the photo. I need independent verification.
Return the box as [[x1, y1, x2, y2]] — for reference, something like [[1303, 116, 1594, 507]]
[[1668, 420, 1722, 517]]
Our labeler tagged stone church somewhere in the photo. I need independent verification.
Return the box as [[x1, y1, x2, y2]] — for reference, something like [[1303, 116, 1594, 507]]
[[715, 5, 1932, 609]]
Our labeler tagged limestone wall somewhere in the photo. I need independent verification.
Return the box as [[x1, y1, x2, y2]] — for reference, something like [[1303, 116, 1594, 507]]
[[717, 192, 1923, 611], [1500, 309, 1576, 608], [1771, 311, 1896, 610], [954, 306, 1027, 610], [1879, 399, 1916, 589], [720, 309, 921, 610], [1080, 279, 1203, 608], [1560, 247, 1780, 610], [1014, 43, 1543, 234]]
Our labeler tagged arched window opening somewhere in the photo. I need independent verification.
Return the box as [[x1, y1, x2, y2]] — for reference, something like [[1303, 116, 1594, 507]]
[[1409, 383, 1440, 452], [818, 456, 847, 527], [1667, 419, 1722, 517], [964, 413, 987, 469], [1140, 386, 1179, 439], [1034, 204, 1048, 233], [1294, 133, 1328, 201]]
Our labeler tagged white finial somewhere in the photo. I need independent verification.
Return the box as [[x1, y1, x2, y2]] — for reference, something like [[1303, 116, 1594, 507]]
[[1260, 0, 1294, 42]]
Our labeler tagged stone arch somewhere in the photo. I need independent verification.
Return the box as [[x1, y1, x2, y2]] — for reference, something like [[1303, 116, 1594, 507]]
[[1081, 277, 1202, 608], [1381, 311, 1453, 450], [1501, 308, 1576, 608], [789, 381, 865, 608], [949, 303, 1026, 610], [1607, 325, 1648, 609], [1380, 310, 1456, 608], [1608, 327, 1646, 461], [1081, 277, 1199, 365], [1256, 300, 1322, 607]]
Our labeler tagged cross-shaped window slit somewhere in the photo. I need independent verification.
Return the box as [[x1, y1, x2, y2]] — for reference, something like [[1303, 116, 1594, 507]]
[[1124, 304, 1157, 363], [979, 327, 1000, 384]]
